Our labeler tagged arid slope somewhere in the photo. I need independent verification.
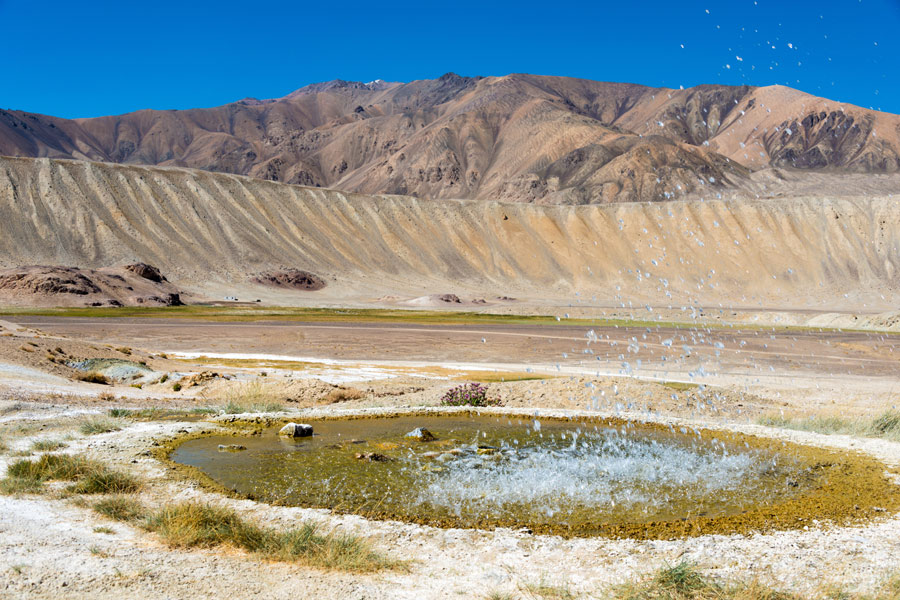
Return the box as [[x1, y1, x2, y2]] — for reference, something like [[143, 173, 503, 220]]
[[3, 74, 899, 204], [0, 156, 897, 310]]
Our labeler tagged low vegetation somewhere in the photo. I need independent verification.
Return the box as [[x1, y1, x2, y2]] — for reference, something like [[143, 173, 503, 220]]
[[107, 407, 216, 420], [1, 453, 140, 495], [215, 380, 285, 413], [660, 381, 700, 392], [611, 562, 900, 600], [93, 499, 398, 572], [759, 409, 900, 442], [30, 439, 67, 452], [324, 387, 365, 403], [94, 495, 145, 522], [79, 416, 123, 435], [520, 576, 577, 599], [440, 383, 501, 407], [0, 304, 861, 334], [73, 371, 110, 385], [467, 372, 547, 383], [220, 400, 285, 414]]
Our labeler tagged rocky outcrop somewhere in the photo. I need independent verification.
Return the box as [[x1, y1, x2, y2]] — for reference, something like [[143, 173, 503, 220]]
[[0, 265, 189, 308], [125, 263, 166, 283], [252, 269, 326, 291]]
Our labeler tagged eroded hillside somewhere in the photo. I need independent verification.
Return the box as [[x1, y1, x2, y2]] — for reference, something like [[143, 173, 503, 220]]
[[0, 156, 896, 311]]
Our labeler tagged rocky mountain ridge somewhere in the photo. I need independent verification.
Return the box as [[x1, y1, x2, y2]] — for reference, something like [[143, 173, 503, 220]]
[[2, 73, 898, 203]]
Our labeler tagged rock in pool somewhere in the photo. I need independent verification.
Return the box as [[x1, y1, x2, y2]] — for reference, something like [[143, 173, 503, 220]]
[[355, 452, 390, 462], [405, 427, 436, 441], [217, 444, 247, 452], [279, 423, 313, 437]]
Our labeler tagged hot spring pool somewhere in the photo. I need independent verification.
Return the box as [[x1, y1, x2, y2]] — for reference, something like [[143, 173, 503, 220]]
[[170, 413, 899, 538]]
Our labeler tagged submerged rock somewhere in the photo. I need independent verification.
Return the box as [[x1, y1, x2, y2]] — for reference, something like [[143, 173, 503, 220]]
[[279, 423, 313, 437], [355, 452, 390, 462], [217, 444, 247, 452], [405, 427, 436, 442]]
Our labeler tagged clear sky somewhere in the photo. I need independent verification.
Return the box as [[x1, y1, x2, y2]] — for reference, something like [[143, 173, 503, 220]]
[[2, 0, 898, 118]]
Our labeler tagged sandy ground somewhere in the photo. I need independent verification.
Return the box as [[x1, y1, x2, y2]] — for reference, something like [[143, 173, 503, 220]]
[[1, 318, 900, 598], [6, 315, 900, 417]]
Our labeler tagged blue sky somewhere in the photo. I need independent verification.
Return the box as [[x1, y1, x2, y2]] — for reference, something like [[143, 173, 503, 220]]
[[2, 0, 898, 118]]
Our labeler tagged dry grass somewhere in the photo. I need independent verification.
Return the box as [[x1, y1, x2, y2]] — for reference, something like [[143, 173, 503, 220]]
[[614, 563, 797, 600], [323, 387, 365, 404], [107, 407, 216, 420], [660, 381, 700, 392], [612, 562, 900, 600], [74, 371, 110, 385], [94, 500, 399, 572], [216, 380, 286, 413], [759, 410, 900, 442], [93, 495, 146, 522], [521, 576, 578, 599], [79, 416, 123, 435], [30, 438, 67, 452], [1, 454, 140, 495], [466, 372, 548, 383]]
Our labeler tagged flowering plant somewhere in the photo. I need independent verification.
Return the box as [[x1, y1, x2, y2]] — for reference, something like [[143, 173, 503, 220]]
[[440, 383, 501, 407]]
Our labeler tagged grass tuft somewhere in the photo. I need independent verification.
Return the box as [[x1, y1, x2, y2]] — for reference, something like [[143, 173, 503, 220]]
[[79, 416, 123, 435], [94, 495, 146, 522], [68, 468, 141, 494], [74, 371, 111, 385], [1, 454, 140, 495], [217, 380, 285, 413], [521, 576, 577, 599], [323, 387, 365, 404], [139, 502, 397, 571], [30, 439, 67, 452], [614, 562, 800, 600]]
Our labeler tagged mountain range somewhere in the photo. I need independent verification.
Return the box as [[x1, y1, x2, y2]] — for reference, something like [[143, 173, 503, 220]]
[[2, 73, 899, 203]]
